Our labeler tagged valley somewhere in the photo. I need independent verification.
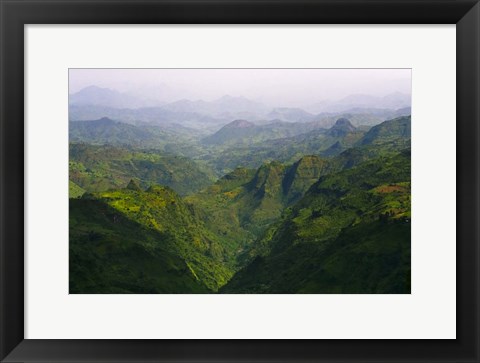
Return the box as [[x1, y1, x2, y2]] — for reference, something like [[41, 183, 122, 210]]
[[68, 72, 411, 294], [70, 103, 411, 294]]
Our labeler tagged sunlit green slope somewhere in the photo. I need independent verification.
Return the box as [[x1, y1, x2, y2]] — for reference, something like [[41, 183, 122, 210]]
[[70, 198, 210, 293], [186, 155, 331, 263], [70, 184, 234, 293], [221, 149, 411, 293], [69, 143, 215, 195], [70, 117, 412, 294]]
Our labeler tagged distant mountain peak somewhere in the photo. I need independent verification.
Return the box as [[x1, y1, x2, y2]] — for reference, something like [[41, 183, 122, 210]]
[[98, 117, 115, 123], [267, 107, 314, 123], [334, 118, 355, 128], [74, 85, 116, 94], [226, 119, 255, 128], [69, 85, 151, 109], [78, 85, 107, 92], [201, 119, 257, 145], [327, 118, 356, 137]]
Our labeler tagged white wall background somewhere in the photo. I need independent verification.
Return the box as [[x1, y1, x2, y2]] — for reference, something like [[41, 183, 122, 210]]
[[25, 25, 456, 339]]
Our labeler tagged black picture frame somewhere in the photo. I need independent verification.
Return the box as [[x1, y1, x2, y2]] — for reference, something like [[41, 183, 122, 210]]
[[1, 0, 479, 362]]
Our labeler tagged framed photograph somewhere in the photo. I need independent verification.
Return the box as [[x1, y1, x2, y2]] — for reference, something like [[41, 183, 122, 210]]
[[1, 0, 479, 362]]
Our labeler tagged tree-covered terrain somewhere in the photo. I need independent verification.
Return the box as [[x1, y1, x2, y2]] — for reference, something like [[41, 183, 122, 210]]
[[70, 115, 411, 294], [221, 150, 411, 293], [69, 143, 216, 195], [70, 198, 210, 293]]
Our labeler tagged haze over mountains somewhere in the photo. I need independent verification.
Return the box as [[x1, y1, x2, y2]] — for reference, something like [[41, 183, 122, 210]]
[[69, 70, 411, 294], [306, 92, 412, 113], [69, 85, 411, 129]]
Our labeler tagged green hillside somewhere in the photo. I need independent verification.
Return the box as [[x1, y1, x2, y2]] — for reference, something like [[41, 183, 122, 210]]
[[202, 119, 257, 145], [201, 118, 365, 175], [71, 184, 234, 292], [69, 116, 404, 178], [70, 118, 158, 147], [186, 155, 330, 262], [70, 116, 412, 294], [202, 119, 325, 147], [358, 116, 411, 146], [70, 198, 209, 293], [221, 149, 411, 293], [69, 143, 215, 195], [69, 117, 202, 150], [69, 180, 85, 199]]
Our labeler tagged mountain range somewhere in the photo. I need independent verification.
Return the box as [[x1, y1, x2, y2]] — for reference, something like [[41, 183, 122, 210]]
[[70, 114, 411, 294], [69, 143, 215, 195], [69, 86, 411, 130], [222, 149, 411, 293]]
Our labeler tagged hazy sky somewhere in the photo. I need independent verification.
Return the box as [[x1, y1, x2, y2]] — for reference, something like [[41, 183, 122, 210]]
[[69, 68, 411, 107]]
